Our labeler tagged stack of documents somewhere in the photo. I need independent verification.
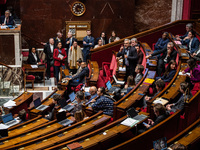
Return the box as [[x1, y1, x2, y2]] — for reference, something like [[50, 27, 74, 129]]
[[153, 98, 168, 105], [121, 118, 139, 127], [178, 72, 190, 76], [3, 100, 16, 108], [119, 67, 126, 71], [31, 65, 38, 68]]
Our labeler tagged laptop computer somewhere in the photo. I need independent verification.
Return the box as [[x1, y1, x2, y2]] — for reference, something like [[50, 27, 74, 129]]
[[56, 111, 73, 126], [50, 93, 60, 98], [113, 75, 125, 85], [2, 113, 18, 127], [62, 92, 76, 112], [106, 80, 121, 94], [34, 97, 49, 111], [126, 107, 148, 122]]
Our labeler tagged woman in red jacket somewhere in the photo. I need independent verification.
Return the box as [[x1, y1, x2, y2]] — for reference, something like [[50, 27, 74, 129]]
[[53, 42, 67, 83]]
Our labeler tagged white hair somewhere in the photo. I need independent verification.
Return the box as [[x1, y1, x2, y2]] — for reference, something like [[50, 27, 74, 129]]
[[124, 39, 130, 43], [49, 38, 54, 42], [5, 10, 10, 14], [167, 42, 174, 47], [131, 38, 138, 43], [186, 23, 193, 29], [57, 32, 62, 36]]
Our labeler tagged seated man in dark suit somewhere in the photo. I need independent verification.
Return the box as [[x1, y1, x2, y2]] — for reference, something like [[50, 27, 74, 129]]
[[0, 10, 14, 26], [27, 47, 41, 65], [176, 23, 193, 41], [66, 62, 89, 89], [181, 30, 199, 54], [146, 42, 177, 76], [166, 82, 192, 114], [154, 32, 169, 54]]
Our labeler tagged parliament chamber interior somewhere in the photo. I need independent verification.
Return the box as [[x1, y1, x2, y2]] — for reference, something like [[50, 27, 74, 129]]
[[0, 0, 200, 149]]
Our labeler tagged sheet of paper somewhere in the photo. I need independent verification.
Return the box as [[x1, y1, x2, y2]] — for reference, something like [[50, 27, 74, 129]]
[[58, 54, 64, 59], [3, 100, 16, 108], [121, 118, 139, 127], [84, 87, 90, 92], [179, 72, 190, 76], [58, 108, 66, 112], [119, 67, 126, 71], [153, 98, 168, 105], [0, 123, 9, 129], [174, 41, 181, 45], [0, 25, 8, 29], [31, 65, 38, 68]]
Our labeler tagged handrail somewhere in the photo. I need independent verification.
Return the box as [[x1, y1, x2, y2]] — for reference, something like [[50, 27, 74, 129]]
[[90, 19, 198, 54], [21, 33, 43, 46], [0, 62, 26, 92]]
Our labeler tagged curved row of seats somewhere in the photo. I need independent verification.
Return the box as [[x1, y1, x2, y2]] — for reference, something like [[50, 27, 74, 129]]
[[1, 20, 199, 150]]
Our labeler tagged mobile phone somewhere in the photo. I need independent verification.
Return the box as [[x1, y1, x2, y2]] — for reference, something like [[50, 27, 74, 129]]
[[143, 122, 148, 126], [138, 93, 144, 96]]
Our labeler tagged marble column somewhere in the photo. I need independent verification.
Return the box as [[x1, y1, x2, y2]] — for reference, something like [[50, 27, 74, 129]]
[[171, 0, 184, 22]]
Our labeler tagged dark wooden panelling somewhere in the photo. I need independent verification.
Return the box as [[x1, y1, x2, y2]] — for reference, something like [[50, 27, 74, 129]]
[[0, 35, 15, 65], [19, 0, 135, 47], [191, 0, 200, 19]]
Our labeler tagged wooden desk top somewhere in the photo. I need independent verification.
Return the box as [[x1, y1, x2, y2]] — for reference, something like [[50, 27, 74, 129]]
[[28, 90, 64, 110], [0, 122, 64, 149], [23, 64, 46, 72], [4, 118, 49, 140], [14, 92, 33, 106], [4, 92, 33, 113], [0, 25, 21, 33], [17, 114, 110, 150], [162, 63, 187, 100], [117, 71, 156, 110], [68, 112, 148, 150], [177, 124, 200, 146], [30, 98, 54, 114]]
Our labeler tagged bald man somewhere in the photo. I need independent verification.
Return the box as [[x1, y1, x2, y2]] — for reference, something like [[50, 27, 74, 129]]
[[44, 38, 55, 79], [89, 86, 98, 101], [66, 62, 89, 92]]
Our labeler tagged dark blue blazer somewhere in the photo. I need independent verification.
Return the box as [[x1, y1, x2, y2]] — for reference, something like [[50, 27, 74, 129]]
[[154, 38, 169, 50], [65, 37, 77, 51], [0, 16, 14, 25], [181, 37, 200, 53], [161, 69, 176, 82], [180, 32, 189, 39], [83, 36, 94, 52], [72, 67, 89, 83]]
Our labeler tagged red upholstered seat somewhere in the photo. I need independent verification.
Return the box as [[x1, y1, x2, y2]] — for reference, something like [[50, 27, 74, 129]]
[[104, 65, 112, 79], [26, 75, 35, 80], [102, 54, 117, 76], [71, 83, 84, 92]]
